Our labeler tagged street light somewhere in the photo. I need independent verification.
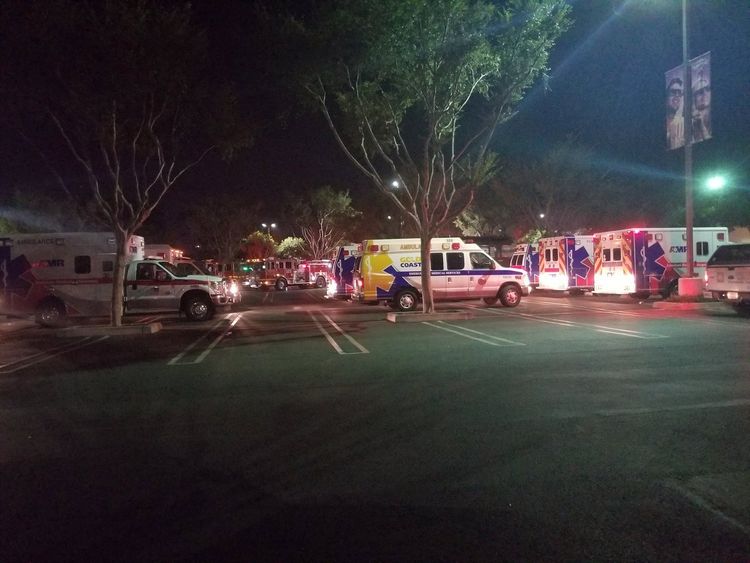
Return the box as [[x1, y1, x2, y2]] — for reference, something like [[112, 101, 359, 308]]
[[261, 222, 277, 236], [391, 180, 400, 188], [706, 174, 727, 191]]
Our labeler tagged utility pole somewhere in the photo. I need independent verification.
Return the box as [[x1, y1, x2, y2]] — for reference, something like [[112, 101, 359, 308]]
[[682, 0, 695, 279]]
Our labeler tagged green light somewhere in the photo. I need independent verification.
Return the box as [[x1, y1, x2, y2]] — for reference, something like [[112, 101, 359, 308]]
[[706, 175, 727, 191]]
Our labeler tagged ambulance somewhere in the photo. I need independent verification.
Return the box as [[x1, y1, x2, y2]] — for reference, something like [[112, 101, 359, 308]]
[[509, 243, 539, 287], [144, 244, 184, 264], [352, 237, 531, 311], [326, 244, 360, 299], [537, 235, 595, 293], [593, 226, 728, 298], [0, 232, 144, 323]]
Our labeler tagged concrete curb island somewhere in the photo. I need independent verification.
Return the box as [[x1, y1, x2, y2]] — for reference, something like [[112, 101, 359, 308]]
[[386, 310, 475, 323], [56, 322, 163, 337]]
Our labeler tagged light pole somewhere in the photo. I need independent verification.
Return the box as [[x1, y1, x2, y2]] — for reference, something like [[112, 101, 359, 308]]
[[261, 222, 276, 236], [682, 0, 696, 282]]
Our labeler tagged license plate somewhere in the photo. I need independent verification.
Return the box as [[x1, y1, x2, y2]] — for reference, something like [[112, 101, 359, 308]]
[[727, 291, 739, 300]]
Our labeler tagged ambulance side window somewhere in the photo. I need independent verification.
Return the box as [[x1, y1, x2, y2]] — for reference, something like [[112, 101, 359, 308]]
[[446, 252, 464, 270], [696, 241, 709, 256], [430, 253, 444, 271], [470, 252, 493, 270], [74, 255, 91, 274], [136, 263, 155, 280]]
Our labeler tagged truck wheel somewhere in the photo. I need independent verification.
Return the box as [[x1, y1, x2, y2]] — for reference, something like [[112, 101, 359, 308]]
[[483, 296, 499, 306], [35, 298, 66, 327], [499, 285, 521, 307], [315, 276, 326, 288], [395, 290, 419, 312], [184, 295, 213, 322], [275, 278, 287, 291]]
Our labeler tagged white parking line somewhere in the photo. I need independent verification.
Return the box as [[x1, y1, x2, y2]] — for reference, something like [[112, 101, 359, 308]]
[[0, 336, 109, 374], [423, 321, 525, 347], [168, 313, 240, 365], [476, 307, 668, 339], [309, 311, 369, 354]]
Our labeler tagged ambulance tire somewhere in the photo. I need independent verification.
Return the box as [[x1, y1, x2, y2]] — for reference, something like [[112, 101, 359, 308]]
[[499, 284, 522, 307], [315, 276, 326, 288], [395, 289, 419, 312], [483, 297, 499, 306], [275, 278, 288, 291], [184, 294, 214, 322], [35, 297, 67, 327]]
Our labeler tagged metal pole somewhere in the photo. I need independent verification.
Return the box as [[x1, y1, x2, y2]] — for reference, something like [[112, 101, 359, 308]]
[[683, 0, 695, 279]]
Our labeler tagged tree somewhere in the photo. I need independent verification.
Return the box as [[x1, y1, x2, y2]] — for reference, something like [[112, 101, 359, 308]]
[[182, 194, 261, 263], [295, 0, 570, 311], [241, 231, 277, 260], [276, 236, 307, 258], [291, 186, 361, 260], [0, 0, 249, 326]]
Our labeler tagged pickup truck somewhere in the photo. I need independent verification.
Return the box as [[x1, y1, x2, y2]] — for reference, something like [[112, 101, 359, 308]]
[[705, 243, 750, 314], [123, 260, 231, 321]]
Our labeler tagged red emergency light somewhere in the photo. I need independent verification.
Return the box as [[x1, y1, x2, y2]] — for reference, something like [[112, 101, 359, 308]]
[[369, 245, 379, 252], [451, 243, 460, 250]]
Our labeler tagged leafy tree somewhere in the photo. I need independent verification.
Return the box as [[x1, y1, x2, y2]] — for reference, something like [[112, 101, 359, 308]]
[[291, 186, 361, 259], [294, 0, 570, 311], [475, 142, 629, 239], [276, 236, 307, 258], [0, 0, 250, 325], [241, 231, 277, 260]]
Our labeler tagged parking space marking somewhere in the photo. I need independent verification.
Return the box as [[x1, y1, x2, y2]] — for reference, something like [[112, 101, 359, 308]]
[[309, 311, 369, 355], [168, 313, 241, 365], [0, 336, 109, 374], [476, 307, 669, 339], [423, 320, 525, 347]]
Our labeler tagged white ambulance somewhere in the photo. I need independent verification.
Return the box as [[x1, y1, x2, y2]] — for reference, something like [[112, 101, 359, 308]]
[[537, 235, 595, 293], [351, 237, 531, 311], [0, 232, 144, 323], [593, 226, 728, 298]]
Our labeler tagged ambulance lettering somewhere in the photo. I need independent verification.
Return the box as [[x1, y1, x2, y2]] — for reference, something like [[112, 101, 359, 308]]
[[669, 245, 687, 253]]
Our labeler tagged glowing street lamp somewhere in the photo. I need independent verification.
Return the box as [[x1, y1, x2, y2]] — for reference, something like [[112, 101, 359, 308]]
[[706, 174, 727, 191], [261, 222, 277, 236], [391, 180, 400, 188]]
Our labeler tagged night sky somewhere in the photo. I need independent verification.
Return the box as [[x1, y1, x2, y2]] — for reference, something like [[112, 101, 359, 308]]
[[1, 0, 749, 241]]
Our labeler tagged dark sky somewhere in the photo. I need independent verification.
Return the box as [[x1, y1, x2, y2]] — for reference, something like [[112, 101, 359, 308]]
[[2, 0, 749, 239], [186, 0, 750, 216]]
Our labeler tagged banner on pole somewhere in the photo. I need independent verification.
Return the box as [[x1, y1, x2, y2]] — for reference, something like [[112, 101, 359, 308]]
[[690, 52, 711, 143], [665, 51, 711, 150], [665, 64, 685, 150]]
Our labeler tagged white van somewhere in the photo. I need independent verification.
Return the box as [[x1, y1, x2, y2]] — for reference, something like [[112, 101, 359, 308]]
[[352, 237, 531, 311]]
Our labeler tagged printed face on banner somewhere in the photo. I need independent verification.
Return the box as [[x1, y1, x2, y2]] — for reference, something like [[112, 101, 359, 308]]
[[665, 52, 711, 150]]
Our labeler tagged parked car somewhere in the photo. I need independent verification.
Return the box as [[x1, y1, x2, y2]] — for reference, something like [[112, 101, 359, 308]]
[[705, 243, 750, 314]]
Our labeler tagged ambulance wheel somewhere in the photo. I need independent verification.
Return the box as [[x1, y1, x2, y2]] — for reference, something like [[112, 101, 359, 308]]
[[315, 276, 326, 288], [499, 285, 522, 307], [395, 290, 419, 312], [184, 295, 213, 322], [35, 298, 66, 327], [275, 278, 287, 291], [483, 297, 499, 306]]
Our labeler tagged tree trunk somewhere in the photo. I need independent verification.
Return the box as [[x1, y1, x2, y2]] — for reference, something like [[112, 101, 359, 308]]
[[110, 229, 130, 327], [420, 232, 434, 313]]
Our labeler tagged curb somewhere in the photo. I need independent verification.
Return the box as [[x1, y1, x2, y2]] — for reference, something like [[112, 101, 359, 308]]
[[56, 322, 163, 337], [652, 300, 719, 310], [386, 310, 475, 323]]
